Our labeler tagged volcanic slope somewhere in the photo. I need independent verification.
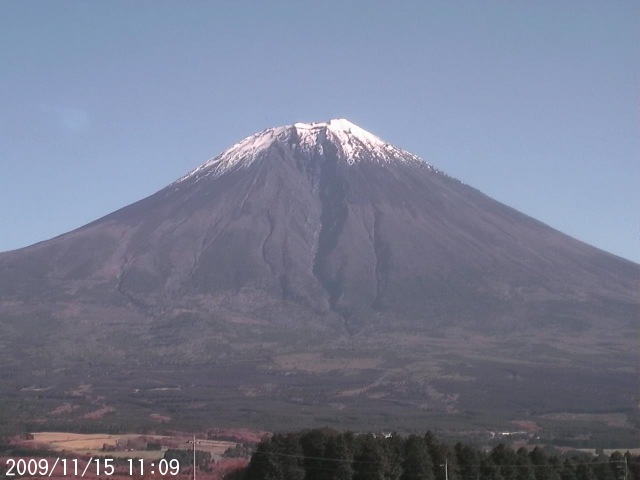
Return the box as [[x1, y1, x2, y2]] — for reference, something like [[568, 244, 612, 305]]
[[0, 119, 637, 438]]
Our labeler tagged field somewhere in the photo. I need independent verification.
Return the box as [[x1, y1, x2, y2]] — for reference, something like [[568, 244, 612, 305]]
[[23, 432, 238, 461]]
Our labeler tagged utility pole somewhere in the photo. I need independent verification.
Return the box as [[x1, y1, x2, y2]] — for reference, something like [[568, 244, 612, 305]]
[[188, 435, 203, 480], [440, 459, 449, 480]]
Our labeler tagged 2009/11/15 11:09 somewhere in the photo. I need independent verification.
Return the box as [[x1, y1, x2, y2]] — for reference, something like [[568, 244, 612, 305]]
[[4, 457, 181, 477]]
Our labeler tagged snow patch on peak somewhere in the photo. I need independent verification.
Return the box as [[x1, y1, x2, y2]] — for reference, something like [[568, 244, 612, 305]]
[[289, 118, 424, 167], [327, 118, 383, 144], [291, 118, 384, 148], [327, 118, 355, 129], [175, 125, 286, 182], [176, 119, 432, 183]]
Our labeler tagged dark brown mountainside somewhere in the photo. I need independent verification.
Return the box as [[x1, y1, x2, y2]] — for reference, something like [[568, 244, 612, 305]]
[[0, 119, 637, 442]]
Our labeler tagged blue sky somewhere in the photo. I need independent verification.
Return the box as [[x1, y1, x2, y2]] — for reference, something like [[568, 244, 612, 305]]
[[1, 1, 638, 262]]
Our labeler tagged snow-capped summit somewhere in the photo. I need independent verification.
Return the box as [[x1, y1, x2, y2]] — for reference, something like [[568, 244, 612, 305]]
[[177, 119, 429, 183], [293, 118, 387, 158], [291, 118, 424, 166]]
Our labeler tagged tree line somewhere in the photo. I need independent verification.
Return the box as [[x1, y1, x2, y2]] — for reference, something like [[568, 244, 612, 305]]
[[240, 428, 639, 480]]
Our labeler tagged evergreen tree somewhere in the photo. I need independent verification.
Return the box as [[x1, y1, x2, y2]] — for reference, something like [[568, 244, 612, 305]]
[[273, 433, 305, 480], [244, 439, 285, 480], [301, 429, 332, 480], [402, 435, 434, 480], [592, 455, 615, 480], [547, 454, 563, 480], [353, 434, 388, 480], [425, 432, 454, 480], [480, 454, 504, 480], [491, 444, 517, 480], [625, 453, 638, 480], [515, 447, 535, 480], [560, 459, 577, 480], [609, 452, 627, 480], [576, 463, 597, 480], [383, 434, 404, 480], [455, 442, 480, 480], [325, 433, 354, 480]]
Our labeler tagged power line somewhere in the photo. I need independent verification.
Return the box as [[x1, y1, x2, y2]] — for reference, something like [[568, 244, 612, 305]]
[[246, 450, 637, 480], [249, 448, 636, 468]]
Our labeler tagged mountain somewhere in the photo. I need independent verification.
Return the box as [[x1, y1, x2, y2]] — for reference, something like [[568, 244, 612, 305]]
[[0, 119, 637, 441]]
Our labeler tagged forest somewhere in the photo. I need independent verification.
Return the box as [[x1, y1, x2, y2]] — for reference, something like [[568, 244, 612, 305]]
[[240, 429, 639, 480]]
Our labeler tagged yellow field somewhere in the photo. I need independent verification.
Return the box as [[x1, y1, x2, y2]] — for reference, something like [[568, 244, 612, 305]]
[[31, 432, 130, 451], [187, 439, 238, 458], [27, 432, 237, 461], [80, 449, 167, 460]]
